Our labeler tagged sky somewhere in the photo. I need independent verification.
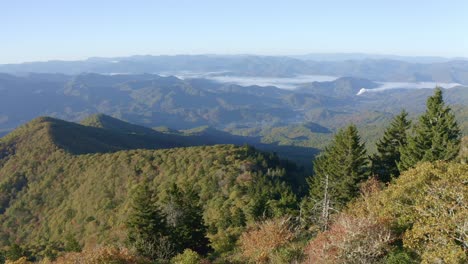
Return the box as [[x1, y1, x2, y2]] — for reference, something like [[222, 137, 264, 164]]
[[1, 0, 468, 63]]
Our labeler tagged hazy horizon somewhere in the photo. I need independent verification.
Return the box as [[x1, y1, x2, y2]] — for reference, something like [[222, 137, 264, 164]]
[[2, 1, 468, 64], [2, 52, 468, 65]]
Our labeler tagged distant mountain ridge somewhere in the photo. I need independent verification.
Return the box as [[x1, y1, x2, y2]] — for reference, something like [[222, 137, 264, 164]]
[[289, 53, 468, 63], [296, 77, 380, 97], [0, 73, 466, 156], [2, 54, 468, 84], [81, 113, 161, 135]]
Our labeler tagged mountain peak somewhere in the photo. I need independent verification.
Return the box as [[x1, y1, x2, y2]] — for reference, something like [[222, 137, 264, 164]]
[[0, 117, 70, 158], [1, 116, 189, 156], [81, 113, 168, 136]]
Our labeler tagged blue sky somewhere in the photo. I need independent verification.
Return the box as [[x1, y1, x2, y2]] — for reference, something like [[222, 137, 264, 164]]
[[1, 0, 468, 63]]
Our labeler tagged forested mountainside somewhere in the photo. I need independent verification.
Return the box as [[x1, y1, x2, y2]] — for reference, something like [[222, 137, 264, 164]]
[[0, 116, 301, 262], [0, 88, 466, 263], [0, 73, 467, 158]]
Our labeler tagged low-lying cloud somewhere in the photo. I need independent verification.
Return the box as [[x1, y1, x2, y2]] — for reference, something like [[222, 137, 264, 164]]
[[357, 82, 462, 95], [207, 75, 338, 89], [163, 71, 464, 94], [168, 71, 338, 89]]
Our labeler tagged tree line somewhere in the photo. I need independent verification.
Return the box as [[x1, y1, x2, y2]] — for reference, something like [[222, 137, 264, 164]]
[[121, 87, 462, 263], [302, 87, 461, 231], [0, 87, 463, 263]]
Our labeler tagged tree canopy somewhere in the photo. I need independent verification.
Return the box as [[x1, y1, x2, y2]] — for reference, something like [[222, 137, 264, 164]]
[[372, 110, 411, 182], [305, 124, 370, 229], [399, 88, 461, 171]]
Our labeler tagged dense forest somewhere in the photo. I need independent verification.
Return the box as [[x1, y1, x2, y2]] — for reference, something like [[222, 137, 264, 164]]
[[0, 88, 466, 263]]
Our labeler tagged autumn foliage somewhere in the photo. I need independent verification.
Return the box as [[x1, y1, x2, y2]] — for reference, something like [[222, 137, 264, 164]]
[[304, 162, 468, 263], [239, 217, 295, 263], [304, 179, 394, 264], [45, 247, 150, 264]]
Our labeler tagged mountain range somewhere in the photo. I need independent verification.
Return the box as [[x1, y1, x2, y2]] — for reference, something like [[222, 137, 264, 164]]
[[2, 55, 468, 84], [0, 72, 466, 160], [290, 53, 468, 63], [0, 54, 467, 262], [0, 98, 465, 263]]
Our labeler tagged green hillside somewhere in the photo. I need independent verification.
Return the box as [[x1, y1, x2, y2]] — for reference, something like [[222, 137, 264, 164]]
[[0, 117, 301, 259], [2, 116, 190, 155], [79, 114, 320, 172]]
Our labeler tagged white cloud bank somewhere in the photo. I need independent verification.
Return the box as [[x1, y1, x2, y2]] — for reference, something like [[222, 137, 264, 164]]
[[162, 71, 464, 94], [357, 82, 462, 95], [207, 75, 338, 89]]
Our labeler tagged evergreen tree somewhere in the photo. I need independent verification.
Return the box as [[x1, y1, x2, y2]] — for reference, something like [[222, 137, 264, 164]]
[[163, 183, 211, 255], [64, 234, 82, 252], [247, 174, 297, 221], [399, 88, 461, 171], [306, 124, 370, 229], [372, 110, 411, 182], [126, 181, 169, 259], [5, 244, 25, 262]]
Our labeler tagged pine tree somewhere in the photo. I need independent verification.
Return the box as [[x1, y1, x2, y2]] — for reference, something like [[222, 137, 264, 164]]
[[126, 181, 169, 258], [5, 244, 25, 262], [372, 110, 411, 182], [64, 234, 82, 252], [163, 183, 211, 255], [399, 88, 461, 171], [306, 124, 370, 229]]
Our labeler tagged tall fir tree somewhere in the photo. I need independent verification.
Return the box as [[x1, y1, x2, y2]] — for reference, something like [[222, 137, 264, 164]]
[[372, 110, 411, 182], [163, 183, 211, 255], [399, 88, 461, 171], [126, 181, 169, 258], [306, 124, 370, 230]]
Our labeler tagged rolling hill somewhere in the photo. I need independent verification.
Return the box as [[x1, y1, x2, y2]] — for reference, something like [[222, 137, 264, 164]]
[[0, 116, 302, 259]]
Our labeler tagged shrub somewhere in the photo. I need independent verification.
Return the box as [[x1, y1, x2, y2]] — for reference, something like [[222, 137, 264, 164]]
[[239, 217, 295, 263], [5, 257, 32, 264], [383, 249, 418, 264], [46, 246, 151, 264], [304, 213, 394, 263], [171, 249, 203, 264], [268, 244, 305, 264]]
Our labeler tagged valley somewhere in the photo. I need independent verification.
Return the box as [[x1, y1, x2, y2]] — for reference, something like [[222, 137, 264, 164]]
[[0, 55, 467, 263]]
